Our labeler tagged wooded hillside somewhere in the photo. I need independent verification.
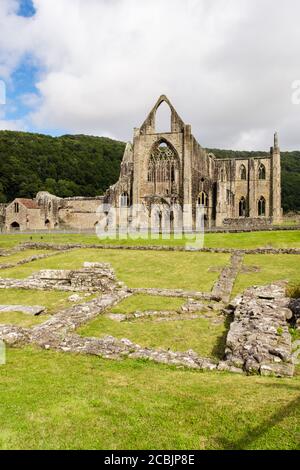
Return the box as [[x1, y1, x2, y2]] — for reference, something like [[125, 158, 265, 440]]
[[0, 131, 299, 212]]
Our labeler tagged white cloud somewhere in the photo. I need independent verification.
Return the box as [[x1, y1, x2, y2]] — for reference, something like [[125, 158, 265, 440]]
[[0, 118, 26, 131], [0, 0, 300, 149]]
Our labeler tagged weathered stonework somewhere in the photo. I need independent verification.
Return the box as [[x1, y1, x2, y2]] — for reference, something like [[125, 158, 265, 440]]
[[0, 262, 121, 293], [19, 241, 300, 255], [212, 253, 244, 302], [0, 249, 71, 270], [224, 283, 295, 377], [4, 96, 282, 232]]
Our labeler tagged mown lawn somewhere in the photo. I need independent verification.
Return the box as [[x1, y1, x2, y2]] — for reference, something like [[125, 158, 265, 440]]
[[0, 347, 299, 450], [0, 229, 299, 249], [0, 249, 55, 265], [79, 294, 226, 358], [110, 294, 185, 314], [79, 316, 227, 359], [232, 254, 300, 297], [0, 289, 95, 328], [1, 249, 230, 292], [0, 311, 50, 327]]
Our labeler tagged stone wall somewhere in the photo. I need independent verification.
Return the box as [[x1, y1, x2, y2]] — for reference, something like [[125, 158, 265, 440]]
[[222, 217, 273, 228], [224, 283, 294, 377], [0, 262, 122, 293], [28, 262, 119, 292], [20, 241, 300, 255]]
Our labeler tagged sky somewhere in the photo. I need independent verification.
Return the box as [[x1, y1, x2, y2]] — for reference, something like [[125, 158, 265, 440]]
[[0, 0, 300, 150]]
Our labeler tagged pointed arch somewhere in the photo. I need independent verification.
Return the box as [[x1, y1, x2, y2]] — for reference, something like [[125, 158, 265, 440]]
[[155, 100, 172, 133], [258, 196, 266, 216], [197, 191, 208, 207], [10, 221, 20, 231], [258, 163, 266, 180], [239, 197, 247, 217], [120, 192, 129, 207], [140, 95, 185, 134], [148, 140, 179, 184], [240, 164, 247, 180]]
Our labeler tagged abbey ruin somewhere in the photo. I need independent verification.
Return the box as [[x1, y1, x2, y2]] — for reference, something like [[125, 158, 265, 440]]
[[3, 95, 282, 232]]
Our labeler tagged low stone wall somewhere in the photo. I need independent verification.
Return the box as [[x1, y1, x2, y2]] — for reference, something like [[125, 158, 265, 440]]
[[0, 262, 122, 293], [130, 287, 216, 300], [222, 217, 272, 229], [212, 253, 244, 303], [0, 250, 71, 270], [19, 241, 300, 255], [224, 283, 294, 377]]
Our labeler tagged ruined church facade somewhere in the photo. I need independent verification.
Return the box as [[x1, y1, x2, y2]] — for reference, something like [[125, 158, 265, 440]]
[[105, 95, 282, 230], [4, 95, 282, 232]]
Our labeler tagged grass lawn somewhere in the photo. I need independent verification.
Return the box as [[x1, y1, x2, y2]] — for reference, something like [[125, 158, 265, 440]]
[[79, 294, 226, 358], [0, 230, 299, 249], [232, 254, 300, 297], [0, 249, 55, 265], [0, 347, 299, 450], [1, 249, 230, 292], [79, 315, 227, 359], [0, 311, 50, 328], [110, 294, 185, 314], [0, 289, 95, 327]]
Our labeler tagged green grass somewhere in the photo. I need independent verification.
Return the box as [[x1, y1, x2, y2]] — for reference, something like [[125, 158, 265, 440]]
[[0, 289, 95, 327], [110, 294, 185, 314], [1, 249, 230, 292], [232, 254, 300, 297], [204, 230, 300, 249], [79, 316, 226, 359], [0, 311, 50, 328], [0, 347, 299, 450], [0, 229, 299, 249], [0, 249, 54, 265], [79, 294, 225, 358]]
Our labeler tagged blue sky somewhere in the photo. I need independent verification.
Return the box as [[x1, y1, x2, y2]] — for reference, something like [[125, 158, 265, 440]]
[[18, 0, 35, 17], [0, 0, 300, 149], [2, 1, 65, 135]]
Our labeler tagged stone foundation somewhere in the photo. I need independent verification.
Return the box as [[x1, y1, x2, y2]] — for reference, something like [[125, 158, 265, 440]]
[[224, 283, 295, 377], [0, 262, 122, 293], [19, 241, 300, 255]]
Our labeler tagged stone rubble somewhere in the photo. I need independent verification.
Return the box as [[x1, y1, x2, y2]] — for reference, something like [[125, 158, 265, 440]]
[[224, 282, 295, 377], [0, 262, 122, 293], [0, 249, 71, 270], [0, 255, 297, 378], [0, 324, 30, 346], [130, 287, 217, 301], [212, 253, 244, 303]]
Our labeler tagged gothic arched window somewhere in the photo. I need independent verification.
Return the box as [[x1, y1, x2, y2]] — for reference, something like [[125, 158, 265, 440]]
[[240, 164, 247, 180], [148, 141, 179, 184], [258, 196, 266, 216], [120, 192, 129, 207], [239, 197, 247, 217], [258, 163, 266, 180], [197, 191, 208, 207]]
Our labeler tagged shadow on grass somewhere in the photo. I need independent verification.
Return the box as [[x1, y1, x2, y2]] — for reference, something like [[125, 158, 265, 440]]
[[217, 393, 300, 450], [211, 313, 233, 359]]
